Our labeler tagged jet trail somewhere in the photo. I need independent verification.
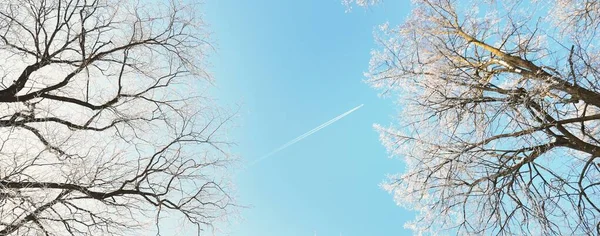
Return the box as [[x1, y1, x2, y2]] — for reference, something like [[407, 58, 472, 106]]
[[249, 104, 364, 166]]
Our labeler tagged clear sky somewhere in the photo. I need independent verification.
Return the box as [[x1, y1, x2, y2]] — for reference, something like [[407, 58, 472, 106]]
[[204, 1, 414, 235]]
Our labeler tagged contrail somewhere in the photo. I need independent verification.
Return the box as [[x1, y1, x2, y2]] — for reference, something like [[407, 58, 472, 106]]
[[249, 104, 364, 166]]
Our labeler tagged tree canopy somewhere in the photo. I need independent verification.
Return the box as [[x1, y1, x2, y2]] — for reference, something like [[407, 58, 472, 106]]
[[348, 0, 600, 234], [0, 0, 234, 235]]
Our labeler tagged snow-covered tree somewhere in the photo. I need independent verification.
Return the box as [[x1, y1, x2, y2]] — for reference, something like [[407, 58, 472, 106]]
[[0, 0, 235, 235], [349, 0, 600, 234]]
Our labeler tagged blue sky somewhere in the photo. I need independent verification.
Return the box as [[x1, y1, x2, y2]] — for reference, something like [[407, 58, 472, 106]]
[[204, 1, 414, 235]]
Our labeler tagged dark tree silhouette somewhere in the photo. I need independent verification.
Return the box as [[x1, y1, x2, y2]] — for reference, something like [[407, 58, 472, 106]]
[[0, 0, 235, 235]]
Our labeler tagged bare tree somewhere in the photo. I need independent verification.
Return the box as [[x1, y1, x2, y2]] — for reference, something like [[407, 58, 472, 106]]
[[347, 0, 600, 235], [0, 0, 235, 235]]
